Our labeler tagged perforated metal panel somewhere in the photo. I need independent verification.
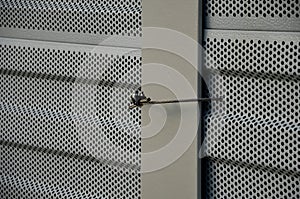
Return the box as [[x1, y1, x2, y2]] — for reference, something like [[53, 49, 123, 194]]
[[1, 0, 141, 36], [0, 0, 142, 198], [0, 0, 142, 46], [205, 0, 300, 31], [202, 1, 300, 197]]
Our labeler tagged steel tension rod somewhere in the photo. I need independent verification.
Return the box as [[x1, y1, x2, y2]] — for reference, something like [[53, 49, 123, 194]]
[[129, 90, 223, 109]]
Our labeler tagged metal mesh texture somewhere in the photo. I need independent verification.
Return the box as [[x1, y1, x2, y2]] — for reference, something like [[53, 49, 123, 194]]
[[0, 39, 142, 198], [202, 15, 300, 199], [0, 0, 142, 198], [205, 0, 300, 18], [204, 0, 300, 31], [0, 0, 142, 36]]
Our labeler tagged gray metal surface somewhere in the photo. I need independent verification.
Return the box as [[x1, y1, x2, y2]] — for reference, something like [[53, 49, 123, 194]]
[[0, 0, 142, 198], [202, 9, 300, 199], [0, 0, 142, 47], [141, 0, 199, 198], [205, 0, 300, 31]]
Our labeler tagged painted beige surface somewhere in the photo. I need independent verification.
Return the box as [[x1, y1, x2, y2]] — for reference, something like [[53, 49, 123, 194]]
[[142, 0, 199, 198]]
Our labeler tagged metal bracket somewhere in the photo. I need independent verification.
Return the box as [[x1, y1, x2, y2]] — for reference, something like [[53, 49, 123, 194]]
[[129, 90, 223, 109]]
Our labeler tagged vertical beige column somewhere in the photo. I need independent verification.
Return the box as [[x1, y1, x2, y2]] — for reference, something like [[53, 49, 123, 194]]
[[142, 0, 199, 199]]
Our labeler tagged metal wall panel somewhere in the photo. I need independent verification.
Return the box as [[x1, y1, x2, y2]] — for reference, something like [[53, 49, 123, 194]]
[[142, 0, 199, 198], [205, 0, 300, 31], [0, 0, 142, 47], [0, 0, 142, 198], [203, 1, 300, 198]]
